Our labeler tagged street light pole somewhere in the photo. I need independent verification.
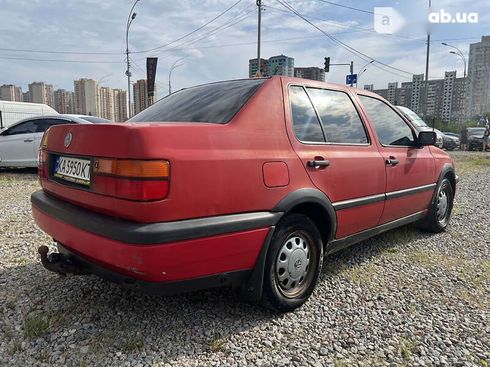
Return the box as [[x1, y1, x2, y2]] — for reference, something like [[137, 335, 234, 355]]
[[356, 60, 374, 87], [442, 42, 468, 123], [125, 0, 140, 119], [256, 0, 262, 77], [168, 58, 186, 95]]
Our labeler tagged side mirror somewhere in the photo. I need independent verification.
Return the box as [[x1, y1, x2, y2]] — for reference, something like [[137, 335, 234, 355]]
[[416, 131, 436, 146]]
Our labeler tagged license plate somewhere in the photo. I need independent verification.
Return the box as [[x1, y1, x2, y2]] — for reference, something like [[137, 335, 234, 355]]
[[53, 156, 91, 186]]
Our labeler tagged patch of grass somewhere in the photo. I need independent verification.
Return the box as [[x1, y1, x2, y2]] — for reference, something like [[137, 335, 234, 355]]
[[121, 334, 144, 353], [452, 153, 490, 174], [397, 337, 416, 361], [333, 359, 349, 367], [8, 340, 22, 355], [381, 226, 418, 245], [23, 312, 52, 339], [342, 263, 381, 286], [480, 359, 489, 367], [407, 303, 417, 315], [209, 337, 226, 352]]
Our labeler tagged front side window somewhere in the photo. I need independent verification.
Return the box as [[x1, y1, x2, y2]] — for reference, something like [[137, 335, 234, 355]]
[[359, 95, 415, 146], [307, 88, 368, 144], [289, 86, 325, 143]]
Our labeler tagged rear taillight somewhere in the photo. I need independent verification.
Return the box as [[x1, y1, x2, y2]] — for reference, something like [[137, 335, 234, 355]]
[[38, 149, 48, 182], [92, 159, 170, 201], [38, 130, 49, 183]]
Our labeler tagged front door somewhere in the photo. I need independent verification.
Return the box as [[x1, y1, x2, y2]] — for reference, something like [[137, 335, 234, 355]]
[[0, 120, 38, 166], [285, 84, 386, 239], [357, 95, 436, 224]]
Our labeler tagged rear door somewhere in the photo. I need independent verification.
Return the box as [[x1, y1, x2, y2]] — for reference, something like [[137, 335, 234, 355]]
[[0, 120, 38, 166], [32, 119, 74, 154], [285, 84, 386, 239], [357, 94, 436, 224]]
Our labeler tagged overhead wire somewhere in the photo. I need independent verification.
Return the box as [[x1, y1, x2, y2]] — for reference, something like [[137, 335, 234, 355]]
[[275, 0, 414, 79]]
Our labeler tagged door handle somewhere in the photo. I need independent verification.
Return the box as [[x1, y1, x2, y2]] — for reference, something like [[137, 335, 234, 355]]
[[385, 156, 399, 166], [24, 139, 34, 142], [307, 160, 330, 168]]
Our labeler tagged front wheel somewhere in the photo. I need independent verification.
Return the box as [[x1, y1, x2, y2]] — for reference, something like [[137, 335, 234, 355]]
[[261, 213, 323, 312], [419, 177, 454, 233]]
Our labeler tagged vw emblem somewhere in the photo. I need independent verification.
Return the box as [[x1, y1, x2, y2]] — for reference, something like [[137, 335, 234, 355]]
[[64, 132, 73, 148], [294, 258, 302, 270]]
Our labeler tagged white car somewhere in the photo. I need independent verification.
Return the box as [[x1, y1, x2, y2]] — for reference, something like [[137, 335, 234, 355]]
[[396, 106, 444, 149], [0, 115, 111, 168]]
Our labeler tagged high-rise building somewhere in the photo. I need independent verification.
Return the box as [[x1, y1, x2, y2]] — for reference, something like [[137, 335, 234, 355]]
[[74, 78, 99, 116], [248, 58, 269, 77], [373, 71, 466, 123], [0, 84, 23, 101], [133, 79, 156, 115], [113, 89, 128, 122], [23, 91, 30, 102], [54, 89, 74, 114], [386, 82, 398, 104], [99, 87, 114, 121], [363, 84, 374, 91], [467, 35, 490, 118], [410, 74, 424, 115], [294, 67, 325, 82], [268, 55, 295, 76], [28, 82, 54, 107]]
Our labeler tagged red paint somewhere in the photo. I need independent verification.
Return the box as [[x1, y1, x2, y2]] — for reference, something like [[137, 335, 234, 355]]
[[33, 77, 456, 288], [33, 206, 269, 282], [262, 161, 290, 187]]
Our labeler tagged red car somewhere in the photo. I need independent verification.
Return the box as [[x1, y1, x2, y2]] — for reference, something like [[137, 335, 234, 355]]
[[32, 77, 456, 312]]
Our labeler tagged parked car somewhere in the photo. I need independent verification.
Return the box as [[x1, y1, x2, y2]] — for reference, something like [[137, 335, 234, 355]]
[[441, 132, 460, 151], [32, 77, 457, 312], [0, 114, 111, 168], [395, 106, 444, 148], [467, 127, 487, 151]]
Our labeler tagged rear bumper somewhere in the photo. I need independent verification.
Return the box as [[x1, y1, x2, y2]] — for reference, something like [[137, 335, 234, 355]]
[[31, 190, 280, 285], [55, 243, 251, 295]]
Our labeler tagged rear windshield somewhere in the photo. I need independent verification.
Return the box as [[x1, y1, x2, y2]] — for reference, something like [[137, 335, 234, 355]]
[[129, 79, 266, 124]]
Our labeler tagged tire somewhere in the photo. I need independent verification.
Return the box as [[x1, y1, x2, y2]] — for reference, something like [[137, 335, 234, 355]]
[[419, 177, 454, 233], [261, 213, 323, 312]]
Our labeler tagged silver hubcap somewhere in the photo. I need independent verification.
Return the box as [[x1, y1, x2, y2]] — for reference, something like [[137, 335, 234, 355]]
[[436, 187, 449, 223], [276, 235, 310, 297]]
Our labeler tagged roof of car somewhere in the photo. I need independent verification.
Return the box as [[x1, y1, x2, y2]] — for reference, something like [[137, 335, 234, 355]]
[[5, 114, 111, 129]]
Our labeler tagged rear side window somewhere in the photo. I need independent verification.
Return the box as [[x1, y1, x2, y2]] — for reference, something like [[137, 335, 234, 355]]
[[129, 79, 265, 124], [307, 88, 368, 144], [359, 95, 415, 146], [289, 86, 325, 143]]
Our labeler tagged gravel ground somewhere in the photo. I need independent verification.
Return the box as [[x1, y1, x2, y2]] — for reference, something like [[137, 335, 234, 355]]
[[0, 152, 489, 367]]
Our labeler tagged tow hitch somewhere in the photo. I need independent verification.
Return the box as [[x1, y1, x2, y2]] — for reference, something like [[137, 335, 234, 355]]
[[38, 245, 90, 276]]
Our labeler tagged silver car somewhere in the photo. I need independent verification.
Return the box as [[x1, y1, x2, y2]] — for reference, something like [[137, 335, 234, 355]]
[[0, 114, 111, 168]]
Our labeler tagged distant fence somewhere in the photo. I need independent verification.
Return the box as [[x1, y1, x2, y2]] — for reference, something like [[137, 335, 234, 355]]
[[0, 111, 48, 130]]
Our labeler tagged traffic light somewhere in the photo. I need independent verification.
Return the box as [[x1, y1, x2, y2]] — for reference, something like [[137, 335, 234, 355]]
[[324, 57, 330, 72]]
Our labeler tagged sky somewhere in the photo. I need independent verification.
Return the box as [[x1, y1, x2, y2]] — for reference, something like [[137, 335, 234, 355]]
[[1, 0, 489, 97]]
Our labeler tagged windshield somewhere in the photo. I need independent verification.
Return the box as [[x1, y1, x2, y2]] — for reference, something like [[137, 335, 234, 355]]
[[468, 128, 485, 136], [396, 106, 428, 128], [129, 79, 266, 124]]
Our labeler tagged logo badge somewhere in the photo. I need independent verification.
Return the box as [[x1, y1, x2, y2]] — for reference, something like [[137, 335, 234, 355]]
[[64, 132, 73, 148]]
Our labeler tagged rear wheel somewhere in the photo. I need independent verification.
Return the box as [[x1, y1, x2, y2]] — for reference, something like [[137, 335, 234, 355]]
[[261, 213, 323, 312], [419, 178, 453, 233]]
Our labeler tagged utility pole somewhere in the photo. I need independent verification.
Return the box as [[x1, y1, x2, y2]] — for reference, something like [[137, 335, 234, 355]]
[[256, 0, 262, 77], [425, 0, 431, 82]]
